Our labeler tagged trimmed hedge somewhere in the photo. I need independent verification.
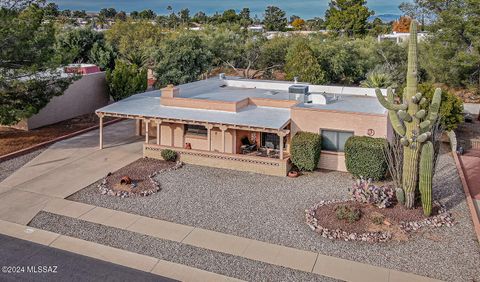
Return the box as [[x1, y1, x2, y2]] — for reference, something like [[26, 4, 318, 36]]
[[161, 149, 177, 162], [290, 132, 322, 171], [344, 136, 388, 180]]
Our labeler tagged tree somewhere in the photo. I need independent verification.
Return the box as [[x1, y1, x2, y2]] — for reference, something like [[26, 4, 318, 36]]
[[0, 2, 72, 125], [220, 9, 238, 23], [192, 11, 207, 23], [178, 8, 190, 25], [392, 16, 411, 33], [139, 9, 156, 20], [285, 40, 326, 84], [99, 8, 117, 19], [130, 11, 139, 19], [417, 0, 480, 94], [106, 60, 147, 101], [54, 28, 104, 64], [153, 33, 212, 86], [60, 9, 71, 17], [44, 2, 58, 18], [72, 10, 87, 18], [239, 8, 252, 27], [325, 0, 374, 37], [105, 20, 163, 67], [264, 6, 287, 31], [292, 18, 306, 30], [89, 42, 116, 70], [306, 17, 326, 31]]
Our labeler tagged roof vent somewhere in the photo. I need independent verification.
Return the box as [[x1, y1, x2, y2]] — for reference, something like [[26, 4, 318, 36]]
[[289, 85, 309, 94]]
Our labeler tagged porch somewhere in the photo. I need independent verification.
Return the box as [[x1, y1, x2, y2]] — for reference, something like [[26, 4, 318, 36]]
[[96, 114, 291, 176]]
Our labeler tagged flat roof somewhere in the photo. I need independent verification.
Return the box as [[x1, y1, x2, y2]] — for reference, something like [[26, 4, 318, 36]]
[[174, 77, 386, 114], [97, 91, 290, 130], [297, 94, 387, 115]]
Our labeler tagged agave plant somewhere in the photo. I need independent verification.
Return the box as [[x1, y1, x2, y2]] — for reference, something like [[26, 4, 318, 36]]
[[361, 65, 396, 89]]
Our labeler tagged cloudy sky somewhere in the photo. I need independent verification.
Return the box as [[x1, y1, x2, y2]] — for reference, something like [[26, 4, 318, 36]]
[[52, 0, 411, 18]]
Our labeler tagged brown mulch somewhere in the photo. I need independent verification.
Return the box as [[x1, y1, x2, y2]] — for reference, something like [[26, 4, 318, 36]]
[[0, 114, 115, 156], [314, 202, 438, 237], [105, 158, 174, 193]]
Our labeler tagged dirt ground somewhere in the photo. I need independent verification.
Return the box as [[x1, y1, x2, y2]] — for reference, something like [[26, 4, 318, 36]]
[[0, 114, 115, 156]]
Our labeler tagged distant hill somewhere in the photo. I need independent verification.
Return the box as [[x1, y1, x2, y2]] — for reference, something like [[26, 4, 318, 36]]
[[369, 14, 401, 23]]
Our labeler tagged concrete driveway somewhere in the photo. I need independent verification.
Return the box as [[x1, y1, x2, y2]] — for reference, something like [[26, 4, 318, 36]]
[[0, 120, 142, 225]]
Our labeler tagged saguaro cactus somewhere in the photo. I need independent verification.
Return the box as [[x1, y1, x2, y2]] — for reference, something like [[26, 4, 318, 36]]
[[376, 20, 442, 212], [419, 141, 434, 216]]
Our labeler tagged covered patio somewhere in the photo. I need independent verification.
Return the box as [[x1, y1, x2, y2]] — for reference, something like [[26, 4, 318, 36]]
[[95, 91, 292, 176]]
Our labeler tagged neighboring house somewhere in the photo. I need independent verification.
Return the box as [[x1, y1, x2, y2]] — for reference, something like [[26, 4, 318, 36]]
[[378, 31, 427, 44], [96, 76, 390, 176], [12, 64, 109, 130]]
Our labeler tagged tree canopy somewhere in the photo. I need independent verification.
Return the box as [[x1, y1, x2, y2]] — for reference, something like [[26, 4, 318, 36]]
[[0, 1, 72, 125], [325, 0, 374, 36], [264, 6, 287, 31]]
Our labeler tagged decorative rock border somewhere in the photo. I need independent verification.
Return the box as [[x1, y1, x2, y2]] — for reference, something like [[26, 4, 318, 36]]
[[305, 200, 454, 243], [98, 161, 183, 198]]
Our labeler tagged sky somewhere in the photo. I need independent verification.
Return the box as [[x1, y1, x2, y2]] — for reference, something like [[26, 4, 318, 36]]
[[51, 0, 411, 19]]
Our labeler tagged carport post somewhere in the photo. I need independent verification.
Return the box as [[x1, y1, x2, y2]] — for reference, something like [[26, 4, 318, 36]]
[[97, 113, 104, 149]]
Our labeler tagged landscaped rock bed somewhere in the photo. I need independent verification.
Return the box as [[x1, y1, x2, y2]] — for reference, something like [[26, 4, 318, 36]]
[[68, 148, 480, 281], [306, 200, 454, 243], [98, 158, 182, 198]]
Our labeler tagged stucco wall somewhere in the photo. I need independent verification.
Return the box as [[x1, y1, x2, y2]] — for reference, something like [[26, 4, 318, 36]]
[[291, 107, 389, 171], [23, 72, 109, 130]]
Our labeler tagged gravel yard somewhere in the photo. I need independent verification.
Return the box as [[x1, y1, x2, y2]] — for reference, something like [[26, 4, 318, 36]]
[[29, 212, 337, 282], [0, 148, 46, 182], [68, 149, 480, 281]]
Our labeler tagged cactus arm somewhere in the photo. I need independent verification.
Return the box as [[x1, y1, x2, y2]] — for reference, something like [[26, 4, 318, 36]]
[[389, 110, 406, 136], [398, 110, 413, 122], [416, 132, 431, 143], [415, 109, 426, 119], [426, 88, 442, 122], [376, 88, 408, 111], [419, 141, 434, 216]]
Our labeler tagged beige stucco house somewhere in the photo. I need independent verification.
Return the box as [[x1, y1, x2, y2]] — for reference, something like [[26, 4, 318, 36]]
[[96, 76, 391, 176]]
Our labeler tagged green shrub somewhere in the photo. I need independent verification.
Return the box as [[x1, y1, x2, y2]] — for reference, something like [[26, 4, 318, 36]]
[[290, 132, 322, 171], [344, 136, 388, 180], [335, 205, 361, 223], [161, 149, 177, 162]]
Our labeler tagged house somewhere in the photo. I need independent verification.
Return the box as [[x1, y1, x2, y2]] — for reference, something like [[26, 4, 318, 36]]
[[9, 64, 109, 130], [96, 76, 391, 176], [378, 31, 427, 44]]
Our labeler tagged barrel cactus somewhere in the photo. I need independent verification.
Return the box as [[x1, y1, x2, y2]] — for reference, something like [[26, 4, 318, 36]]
[[376, 20, 441, 214]]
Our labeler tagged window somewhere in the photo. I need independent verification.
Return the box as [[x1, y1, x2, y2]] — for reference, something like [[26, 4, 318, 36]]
[[321, 130, 353, 152], [185, 124, 207, 137], [261, 133, 280, 149]]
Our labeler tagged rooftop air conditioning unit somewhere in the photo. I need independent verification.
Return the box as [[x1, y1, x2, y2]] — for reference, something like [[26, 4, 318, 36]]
[[288, 85, 310, 103]]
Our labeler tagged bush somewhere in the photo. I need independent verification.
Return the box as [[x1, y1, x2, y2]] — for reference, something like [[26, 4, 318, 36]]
[[349, 178, 395, 209], [290, 132, 322, 171], [335, 205, 361, 223], [161, 149, 177, 162], [370, 212, 385, 225], [106, 60, 147, 101], [344, 136, 388, 180]]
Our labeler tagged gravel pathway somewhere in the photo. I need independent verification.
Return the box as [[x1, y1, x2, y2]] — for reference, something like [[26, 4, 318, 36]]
[[0, 148, 46, 182], [68, 149, 480, 281], [29, 212, 337, 282]]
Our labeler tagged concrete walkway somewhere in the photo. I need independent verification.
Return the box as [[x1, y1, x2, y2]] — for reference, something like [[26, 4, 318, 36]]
[[39, 198, 440, 282], [0, 120, 142, 225]]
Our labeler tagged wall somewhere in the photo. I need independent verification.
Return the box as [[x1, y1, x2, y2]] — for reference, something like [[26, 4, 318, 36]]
[[291, 107, 389, 171], [144, 144, 291, 177], [19, 72, 108, 130], [143, 121, 235, 153]]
